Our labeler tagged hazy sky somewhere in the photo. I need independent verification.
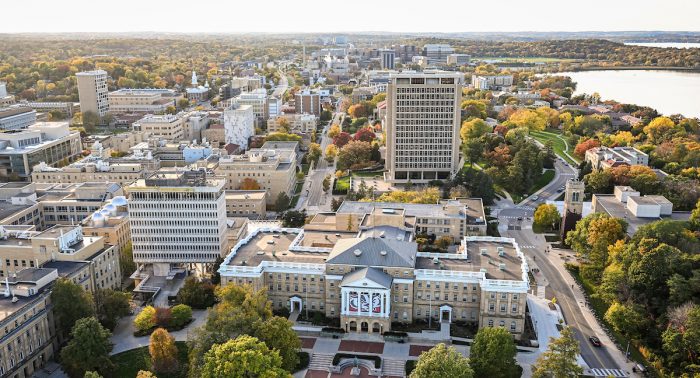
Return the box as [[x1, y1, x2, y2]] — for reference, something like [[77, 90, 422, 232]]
[[2, 0, 698, 33]]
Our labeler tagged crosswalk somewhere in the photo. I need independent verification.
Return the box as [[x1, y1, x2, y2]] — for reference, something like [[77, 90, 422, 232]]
[[308, 353, 334, 371], [585, 368, 629, 377], [521, 245, 537, 249]]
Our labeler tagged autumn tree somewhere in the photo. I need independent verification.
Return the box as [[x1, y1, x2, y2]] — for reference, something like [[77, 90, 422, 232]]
[[239, 177, 261, 190], [534, 204, 561, 231], [461, 99, 488, 119], [200, 335, 288, 378], [328, 124, 341, 139], [353, 127, 376, 142], [410, 343, 473, 378], [337, 140, 372, 170], [573, 138, 600, 159], [565, 213, 627, 282], [134, 306, 156, 332], [150, 328, 178, 373], [644, 116, 685, 144], [325, 144, 338, 163], [504, 108, 547, 131], [322, 175, 331, 192], [253, 316, 302, 371], [460, 118, 490, 140], [531, 327, 583, 378], [333, 131, 352, 148], [176, 277, 216, 309], [307, 143, 321, 166]]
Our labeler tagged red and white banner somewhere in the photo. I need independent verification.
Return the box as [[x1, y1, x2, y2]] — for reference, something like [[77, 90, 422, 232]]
[[372, 293, 381, 313], [349, 292, 358, 312], [360, 293, 370, 312]]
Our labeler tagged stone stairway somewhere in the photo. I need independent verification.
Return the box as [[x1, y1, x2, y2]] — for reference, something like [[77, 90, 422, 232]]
[[382, 359, 406, 377], [308, 352, 334, 371]]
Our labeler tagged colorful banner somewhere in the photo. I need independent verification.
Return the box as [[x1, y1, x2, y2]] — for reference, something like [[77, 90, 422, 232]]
[[372, 293, 381, 313], [360, 293, 370, 312], [349, 292, 358, 312]]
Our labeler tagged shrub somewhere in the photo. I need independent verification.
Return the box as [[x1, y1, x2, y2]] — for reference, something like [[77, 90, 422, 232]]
[[134, 306, 156, 332], [171, 304, 193, 328], [295, 351, 310, 372], [154, 307, 172, 328]]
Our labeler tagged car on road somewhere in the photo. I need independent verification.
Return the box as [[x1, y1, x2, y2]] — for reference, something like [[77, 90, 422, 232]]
[[589, 336, 602, 347], [517, 217, 523, 221], [531, 195, 539, 201]]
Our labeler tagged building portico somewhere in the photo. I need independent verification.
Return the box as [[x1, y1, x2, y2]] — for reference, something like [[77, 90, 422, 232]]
[[340, 267, 392, 333]]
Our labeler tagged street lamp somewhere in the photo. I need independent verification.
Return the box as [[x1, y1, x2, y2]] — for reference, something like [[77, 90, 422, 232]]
[[428, 294, 432, 329]]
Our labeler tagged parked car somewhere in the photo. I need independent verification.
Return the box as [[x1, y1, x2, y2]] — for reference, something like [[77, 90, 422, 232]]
[[589, 336, 602, 347], [531, 195, 539, 201]]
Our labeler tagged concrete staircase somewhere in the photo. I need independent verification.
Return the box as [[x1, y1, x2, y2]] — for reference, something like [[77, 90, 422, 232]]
[[308, 353, 334, 371], [382, 359, 406, 377]]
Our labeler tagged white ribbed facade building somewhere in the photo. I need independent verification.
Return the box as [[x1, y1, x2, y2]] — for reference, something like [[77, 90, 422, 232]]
[[385, 71, 463, 183], [127, 169, 227, 276], [223, 103, 255, 149]]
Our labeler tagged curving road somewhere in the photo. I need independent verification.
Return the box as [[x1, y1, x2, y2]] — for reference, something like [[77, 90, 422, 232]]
[[494, 158, 621, 371]]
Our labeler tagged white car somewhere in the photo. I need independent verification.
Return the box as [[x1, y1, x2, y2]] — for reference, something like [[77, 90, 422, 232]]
[[531, 196, 539, 201]]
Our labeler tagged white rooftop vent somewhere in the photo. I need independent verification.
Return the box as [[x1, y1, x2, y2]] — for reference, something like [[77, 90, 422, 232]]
[[432, 257, 439, 264], [480, 248, 488, 255], [498, 247, 505, 257], [480, 268, 488, 273], [499, 263, 507, 270], [353, 249, 362, 257], [380, 250, 388, 256]]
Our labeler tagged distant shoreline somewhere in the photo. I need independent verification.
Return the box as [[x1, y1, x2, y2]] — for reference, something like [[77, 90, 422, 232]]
[[570, 66, 700, 73]]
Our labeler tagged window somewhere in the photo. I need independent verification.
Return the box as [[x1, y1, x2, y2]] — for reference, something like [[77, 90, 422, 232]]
[[499, 320, 505, 327], [500, 304, 506, 313], [488, 320, 494, 327], [511, 303, 518, 313], [489, 303, 495, 312], [510, 321, 516, 332]]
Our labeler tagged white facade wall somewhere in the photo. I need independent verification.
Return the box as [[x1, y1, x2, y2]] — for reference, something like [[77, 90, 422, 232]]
[[224, 104, 255, 149]]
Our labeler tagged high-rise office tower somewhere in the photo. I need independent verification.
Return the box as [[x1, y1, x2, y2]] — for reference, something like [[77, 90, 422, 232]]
[[128, 168, 227, 277], [76, 70, 109, 117], [385, 71, 463, 183], [380, 49, 396, 70]]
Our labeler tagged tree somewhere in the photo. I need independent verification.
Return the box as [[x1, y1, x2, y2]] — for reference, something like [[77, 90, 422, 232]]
[[83, 372, 103, 378], [52, 278, 95, 338], [375, 187, 441, 204], [460, 118, 490, 141], [325, 144, 338, 163], [328, 124, 341, 139], [463, 138, 484, 166], [275, 192, 291, 211], [134, 306, 156, 332], [136, 371, 157, 378], [277, 117, 291, 133], [94, 289, 131, 330], [604, 301, 648, 341], [644, 116, 684, 144], [354, 127, 376, 142], [322, 175, 331, 192], [336, 140, 372, 170], [307, 143, 321, 166], [171, 304, 193, 328], [165, 105, 177, 115], [409, 343, 473, 378], [240, 177, 261, 190], [150, 328, 178, 373], [583, 169, 613, 194], [434, 236, 453, 250], [534, 204, 561, 231], [333, 131, 352, 148], [281, 210, 306, 227], [574, 138, 600, 159], [177, 277, 216, 309], [565, 213, 627, 282], [177, 98, 190, 109], [200, 335, 288, 378], [504, 108, 547, 131], [531, 327, 583, 378], [461, 99, 488, 119], [265, 132, 302, 142], [60, 317, 113, 378], [470, 327, 520, 378], [254, 316, 302, 371]]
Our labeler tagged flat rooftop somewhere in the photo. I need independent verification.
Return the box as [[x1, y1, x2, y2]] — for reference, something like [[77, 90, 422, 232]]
[[297, 230, 356, 249], [225, 190, 266, 201], [594, 194, 690, 234], [337, 201, 474, 220], [226, 231, 327, 267], [416, 240, 523, 281]]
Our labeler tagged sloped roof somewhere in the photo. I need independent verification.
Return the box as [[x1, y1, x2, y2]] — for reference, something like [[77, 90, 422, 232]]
[[341, 267, 393, 289], [327, 236, 417, 268]]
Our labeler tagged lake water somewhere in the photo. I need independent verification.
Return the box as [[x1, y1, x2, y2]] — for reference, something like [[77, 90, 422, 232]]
[[556, 70, 700, 118], [624, 42, 700, 49]]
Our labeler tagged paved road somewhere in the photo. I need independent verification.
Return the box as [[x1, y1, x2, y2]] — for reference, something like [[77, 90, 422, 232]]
[[495, 159, 620, 370], [301, 113, 341, 213]]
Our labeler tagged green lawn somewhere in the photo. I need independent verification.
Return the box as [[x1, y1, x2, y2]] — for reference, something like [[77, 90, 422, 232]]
[[294, 181, 304, 194], [530, 130, 580, 166], [511, 169, 555, 204], [334, 175, 350, 194], [111, 341, 189, 378]]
